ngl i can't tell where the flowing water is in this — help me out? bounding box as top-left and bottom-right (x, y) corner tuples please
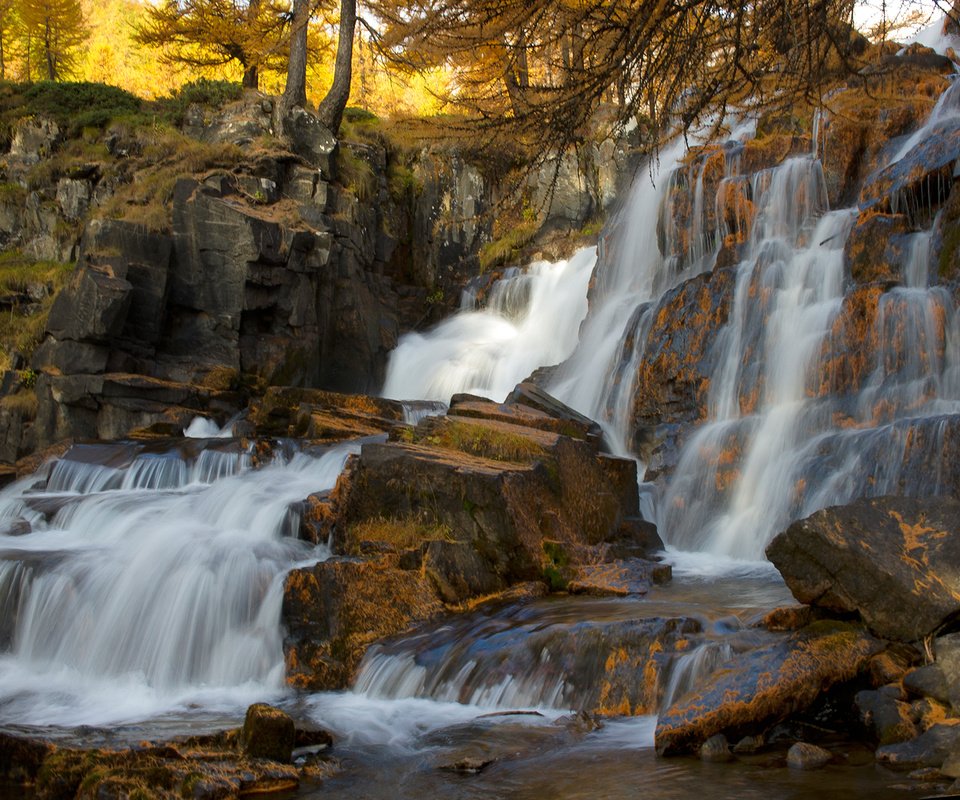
(2, 46), (960, 800)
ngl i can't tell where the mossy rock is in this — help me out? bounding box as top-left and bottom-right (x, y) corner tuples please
(241, 703), (295, 763)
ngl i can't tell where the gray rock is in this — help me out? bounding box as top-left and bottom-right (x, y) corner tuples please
(282, 108), (337, 178)
(10, 117), (60, 163)
(877, 723), (960, 771)
(45, 265), (132, 343)
(904, 664), (952, 705)
(56, 178), (92, 221)
(787, 742), (832, 770)
(936, 633), (960, 710)
(854, 689), (918, 744)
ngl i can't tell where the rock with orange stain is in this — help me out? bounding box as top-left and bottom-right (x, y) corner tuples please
(812, 284), (882, 399)
(843, 212), (914, 285)
(282, 557), (445, 690)
(629, 267), (737, 481)
(654, 620), (882, 755)
(766, 496), (960, 641)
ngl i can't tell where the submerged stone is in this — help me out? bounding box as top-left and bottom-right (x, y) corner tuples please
(787, 742), (832, 770)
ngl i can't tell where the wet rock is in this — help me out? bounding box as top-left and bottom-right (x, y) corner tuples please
(876, 723), (960, 771)
(629, 267), (737, 481)
(249, 386), (405, 439)
(700, 734), (733, 762)
(0, 731), (55, 783)
(241, 703), (295, 763)
(860, 114), (960, 223)
(844, 212), (914, 284)
(786, 742), (832, 770)
(438, 756), (494, 774)
(655, 621), (882, 755)
(766, 495), (960, 642)
(758, 605), (829, 632)
(733, 735), (763, 754)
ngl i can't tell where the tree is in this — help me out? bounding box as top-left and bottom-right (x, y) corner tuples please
(316, 0), (355, 131)
(0, 0), (15, 79)
(281, 0), (355, 133)
(373, 0), (864, 154)
(21, 0), (87, 80)
(134, 0), (292, 90)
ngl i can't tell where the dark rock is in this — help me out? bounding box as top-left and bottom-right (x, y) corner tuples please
(629, 267), (737, 481)
(904, 664), (952, 705)
(655, 621), (883, 755)
(733, 735), (763, 754)
(422, 539), (503, 603)
(241, 703), (296, 763)
(855, 689), (918, 744)
(876, 723), (960, 770)
(786, 742), (832, 770)
(766, 495), (960, 642)
(505, 381), (608, 450)
(935, 633), (960, 710)
(844, 212), (914, 284)
(44, 265), (132, 344)
(0, 731), (55, 783)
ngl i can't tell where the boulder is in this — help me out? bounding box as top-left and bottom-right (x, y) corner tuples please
(855, 689), (919, 744)
(766, 495), (960, 642)
(241, 704), (295, 763)
(43, 265), (132, 344)
(629, 267), (737, 480)
(876, 723), (960, 771)
(281, 107), (337, 178)
(786, 742), (832, 770)
(654, 621), (882, 755)
(282, 557), (444, 689)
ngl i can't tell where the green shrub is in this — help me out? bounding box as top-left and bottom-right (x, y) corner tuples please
(23, 82), (142, 132)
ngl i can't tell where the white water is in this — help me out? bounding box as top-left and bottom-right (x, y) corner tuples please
(0, 442), (355, 727)
(382, 248), (597, 403)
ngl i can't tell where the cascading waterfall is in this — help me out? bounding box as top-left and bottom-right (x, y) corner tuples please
(380, 73), (960, 563)
(0, 437), (355, 726)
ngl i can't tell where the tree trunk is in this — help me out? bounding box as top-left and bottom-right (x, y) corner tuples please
(317, 0), (356, 133)
(44, 17), (55, 80)
(282, 0), (310, 110)
(242, 63), (259, 89)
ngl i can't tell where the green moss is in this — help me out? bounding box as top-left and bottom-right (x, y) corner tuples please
(22, 81), (143, 134)
(478, 219), (539, 273)
(337, 146), (377, 202)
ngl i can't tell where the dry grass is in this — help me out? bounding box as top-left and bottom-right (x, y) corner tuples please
(347, 515), (454, 553)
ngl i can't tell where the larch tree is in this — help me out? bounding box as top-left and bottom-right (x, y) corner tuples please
(0, 0), (15, 79)
(374, 0), (865, 153)
(133, 0), (293, 90)
(20, 0), (87, 80)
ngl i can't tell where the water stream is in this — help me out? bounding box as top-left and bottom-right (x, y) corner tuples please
(1, 35), (959, 800)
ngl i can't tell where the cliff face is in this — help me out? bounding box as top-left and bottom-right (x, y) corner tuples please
(0, 92), (629, 466)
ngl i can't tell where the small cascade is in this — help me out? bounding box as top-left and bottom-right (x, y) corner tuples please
(0, 441), (355, 726)
(381, 249), (596, 403)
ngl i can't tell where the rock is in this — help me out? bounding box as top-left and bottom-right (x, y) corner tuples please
(935, 633), (960, 710)
(905, 665), (953, 705)
(855, 689), (918, 744)
(844, 212), (914, 284)
(654, 621), (882, 755)
(241, 704), (296, 763)
(786, 742), (832, 770)
(249, 386), (405, 439)
(44, 265), (132, 344)
(700, 734), (733, 762)
(766, 495), (960, 642)
(759, 605), (829, 632)
(629, 267), (737, 481)
(282, 107), (337, 178)
(282, 557), (444, 689)
(876, 723), (960, 771)
(9, 116), (60, 164)
(566, 559), (670, 597)
(733, 735), (763, 754)
(504, 381), (608, 450)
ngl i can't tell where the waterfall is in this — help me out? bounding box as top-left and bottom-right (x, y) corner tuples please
(0, 440), (355, 726)
(379, 75), (960, 561)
